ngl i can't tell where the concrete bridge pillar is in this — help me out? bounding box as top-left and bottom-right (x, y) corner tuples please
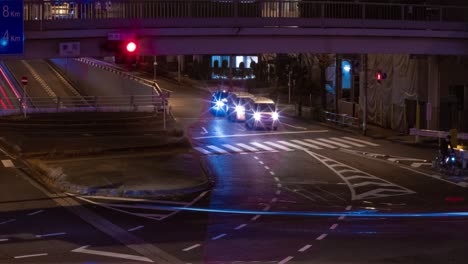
(427, 55), (440, 130)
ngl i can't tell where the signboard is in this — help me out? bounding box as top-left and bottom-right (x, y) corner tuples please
(108, 32), (136, 41)
(21, 76), (27, 85)
(59, 42), (81, 57)
(0, 0), (24, 55)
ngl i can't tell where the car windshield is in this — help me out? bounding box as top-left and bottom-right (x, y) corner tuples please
(254, 103), (275, 112)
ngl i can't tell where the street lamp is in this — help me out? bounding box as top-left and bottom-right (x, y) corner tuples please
(153, 56), (157, 81)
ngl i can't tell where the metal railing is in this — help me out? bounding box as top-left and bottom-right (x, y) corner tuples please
(324, 111), (360, 129)
(23, 1), (468, 23)
(0, 95), (168, 116)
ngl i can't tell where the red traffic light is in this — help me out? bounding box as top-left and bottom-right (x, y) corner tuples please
(376, 71), (382, 80)
(376, 71), (387, 81)
(125, 41), (137, 53)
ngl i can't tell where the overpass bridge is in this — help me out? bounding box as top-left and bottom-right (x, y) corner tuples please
(4, 0), (467, 59)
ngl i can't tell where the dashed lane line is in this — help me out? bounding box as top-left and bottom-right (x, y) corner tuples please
(316, 234), (328, 241)
(211, 233), (226, 240)
(36, 232), (66, 238)
(14, 253), (48, 259)
(234, 224), (247, 230)
(278, 256), (294, 264)
(27, 210), (44, 216)
(298, 245), (312, 252)
(330, 224), (338, 230)
(128, 225), (144, 232)
(0, 219), (15, 225)
(1, 159), (14, 168)
(251, 215), (261, 221)
(0, 239), (9, 242)
(182, 244), (201, 252)
(270, 171), (275, 175)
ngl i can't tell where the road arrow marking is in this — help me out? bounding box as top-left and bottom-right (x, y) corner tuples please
(72, 245), (154, 263)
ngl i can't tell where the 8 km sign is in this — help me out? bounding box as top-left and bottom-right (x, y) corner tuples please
(0, 0), (24, 55)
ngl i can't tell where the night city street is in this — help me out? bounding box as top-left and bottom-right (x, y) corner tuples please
(1, 0), (468, 263)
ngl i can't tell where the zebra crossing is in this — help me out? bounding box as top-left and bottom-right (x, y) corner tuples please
(194, 137), (379, 155)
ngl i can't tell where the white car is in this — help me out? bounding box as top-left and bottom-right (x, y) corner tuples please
(244, 97), (279, 130)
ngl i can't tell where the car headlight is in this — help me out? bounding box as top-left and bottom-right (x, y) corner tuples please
(235, 105), (245, 113)
(272, 112), (279, 120)
(254, 112), (261, 121)
(216, 101), (225, 107)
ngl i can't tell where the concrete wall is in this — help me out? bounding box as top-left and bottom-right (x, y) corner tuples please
(50, 58), (153, 96)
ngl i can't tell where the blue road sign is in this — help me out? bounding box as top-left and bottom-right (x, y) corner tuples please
(0, 0), (24, 55)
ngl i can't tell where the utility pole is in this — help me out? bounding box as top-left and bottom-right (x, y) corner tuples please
(361, 54), (368, 135)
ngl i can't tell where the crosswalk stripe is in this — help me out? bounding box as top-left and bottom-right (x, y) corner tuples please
(222, 144), (244, 152)
(1, 160), (14, 168)
(207, 145), (228, 154)
(194, 147), (211, 155)
(317, 138), (351, 148)
(304, 139), (337, 149)
(291, 140), (323, 150)
(236, 143), (259, 152)
(331, 137), (365, 147)
(277, 141), (306, 150)
(343, 137), (379, 146)
(263, 141), (294, 151)
(250, 142), (275, 151)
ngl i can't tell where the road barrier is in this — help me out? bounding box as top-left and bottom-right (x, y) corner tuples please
(323, 111), (361, 130)
(409, 128), (468, 141)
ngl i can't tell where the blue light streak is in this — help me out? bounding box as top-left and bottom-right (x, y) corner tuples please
(138, 204), (468, 218)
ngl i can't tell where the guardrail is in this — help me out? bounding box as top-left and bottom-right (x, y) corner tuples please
(23, 0), (468, 23)
(324, 111), (360, 129)
(0, 95), (168, 116)
(409, 128), (468, 141)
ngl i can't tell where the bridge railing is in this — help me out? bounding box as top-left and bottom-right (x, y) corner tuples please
(23, 1), (468, 23)
(0, 95), (168, 116)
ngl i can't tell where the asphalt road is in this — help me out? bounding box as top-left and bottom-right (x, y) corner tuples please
(1, 66), (467, 263)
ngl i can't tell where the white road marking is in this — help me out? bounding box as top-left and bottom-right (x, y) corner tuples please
(264, 166), (270, 170)
(14, 253), (48, 259)
(316, 234), (328, 240)
(211, 233), (226, 240)
(298, 244), (312, 252)
(0, 238), (9, 242)
(317, 138), (351, 148)
(222, 144), (244, 152)
(388, 158), (427, 163)
(281, 122), (308, 130)
(276, 190), (281, 195)
(201, 127), (208, 134)
(0, 219), (15, 225)
(270, 171), (275, 175)
(27, 210), (44, 216)
(338, 215), (346, 220)
(410, 162), (433, 168)
(290, 139), (323, 150)
(237, 143), (259, 152)
(343, 137), (379, 146)
(194, 147), (211, 155)
(305, 139), (337, 149)
(278, 256), (294, 264)
(264, 141), (294, 151)
(251, 142), (275, 151)
(223, 144), (244, 152)
(254, 156), (259, 160)
(182, 244), (201, 251)
(263, 205), (271, 211)
(251, 215), (261, 221)
(0, 147), (14, 158)
(330, 224), (338, 230)
(258, 161), (264, 165)
(271, 197), (278, 203)
(1, 159), (14, 167)
(346, 205), (352, 210)
(274, 177), (280, 182)
(72, 245), (154, 262)
(331, 137), (365, 147)
(235, 224), (247, 230)
(206, 145), (228, 154)
(277, 141), (307, 150)
(128, 225), (144, 232)
(193, 130), (329, 139)
(36, 232), (66, 238)
(277, 183), (282, 188)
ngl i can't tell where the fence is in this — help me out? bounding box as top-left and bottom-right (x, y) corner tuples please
(0, 95), (168, 116)
(324, 111), (361, 130)
(23, 1), (468, 23)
